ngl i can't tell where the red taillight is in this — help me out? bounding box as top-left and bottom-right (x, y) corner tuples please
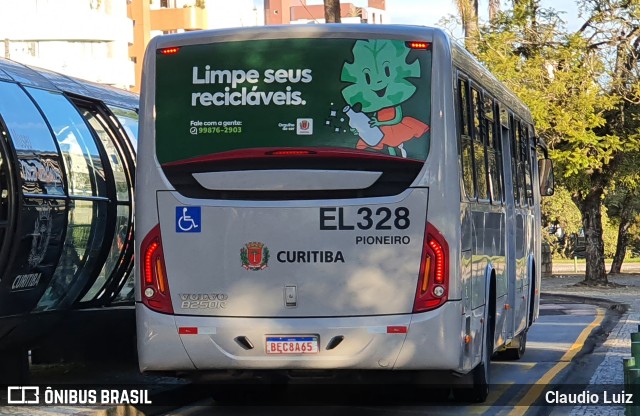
(140, 224), (174, 314)
(428, 238), (445, 284)
(158, 47), (180, 55)
(144, 241), (159, 285)
(406, 41), (430, 50)
(413, 223), (449, 313)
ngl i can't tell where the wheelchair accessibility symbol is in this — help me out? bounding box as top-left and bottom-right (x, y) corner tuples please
(176, 206), (201, 233)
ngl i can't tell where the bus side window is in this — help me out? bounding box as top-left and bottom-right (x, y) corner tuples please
(471, 86), (489, 202)
(458, 78), (475, 200)
(519, 123), (533, 206)
(523, 124), (535, 205)
(499, 105), (510, 204)
(510, 116), (521, 207)
(484, 95), (502, 204)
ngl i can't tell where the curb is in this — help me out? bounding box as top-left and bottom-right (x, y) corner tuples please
(541, 292), (630, 313)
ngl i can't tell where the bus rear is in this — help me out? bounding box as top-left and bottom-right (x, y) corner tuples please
(136, 26), (462, 376)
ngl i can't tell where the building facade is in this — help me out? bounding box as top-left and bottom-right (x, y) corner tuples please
(265, 0), (387, 25)
(128, 0), (258, 91)
(0, 0), (134, 88)
(0, 0), (258, 91)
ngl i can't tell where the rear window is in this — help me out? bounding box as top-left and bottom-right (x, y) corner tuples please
(155, 38), (432, 164)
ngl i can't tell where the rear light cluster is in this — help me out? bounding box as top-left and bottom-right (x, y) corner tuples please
(140, 224), (174, 314)
(413, 222), (449, 312)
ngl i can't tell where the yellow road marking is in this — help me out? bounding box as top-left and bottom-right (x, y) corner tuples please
(505, 308), (605, 416)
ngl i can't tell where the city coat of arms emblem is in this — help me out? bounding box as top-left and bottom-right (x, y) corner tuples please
(240, 242), (269, 271)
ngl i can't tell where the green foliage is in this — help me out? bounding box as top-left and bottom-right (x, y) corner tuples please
(446, 0), (640, 281)
(541, 186), (618, 258)
(541, 186), (581, 258)
(627, 215), (640, 254)
(464, 0), (640, 281)
(602, 209), (619, 258)
(541, 186), (582, 237)
(475, 10), (621, 182)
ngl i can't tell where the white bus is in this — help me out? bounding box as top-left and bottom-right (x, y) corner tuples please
(135, 25), (554, 402)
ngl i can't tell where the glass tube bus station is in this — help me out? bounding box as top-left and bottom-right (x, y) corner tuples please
(0, 57), (138, 382)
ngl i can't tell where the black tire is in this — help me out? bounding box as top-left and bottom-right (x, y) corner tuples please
(529, 267), (537, 327)
(506, 330), (527, 360)
(0, 348), (29, 384)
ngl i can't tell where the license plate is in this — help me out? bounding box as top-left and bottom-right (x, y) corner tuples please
(266, 336), (319, 354)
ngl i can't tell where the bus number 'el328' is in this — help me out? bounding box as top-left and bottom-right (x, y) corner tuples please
(319, 207), (410, 231)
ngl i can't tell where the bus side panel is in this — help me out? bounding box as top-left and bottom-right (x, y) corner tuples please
(531, 138), (543, 324)
(396, 300), (464, 371)
(136, 306), (196, 372)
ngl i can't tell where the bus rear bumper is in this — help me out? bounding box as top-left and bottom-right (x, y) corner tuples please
(136, 301), (464, 373)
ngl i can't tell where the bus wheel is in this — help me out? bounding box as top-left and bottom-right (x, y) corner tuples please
(498, 330), (527, 360)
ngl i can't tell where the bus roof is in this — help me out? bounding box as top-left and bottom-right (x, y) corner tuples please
(148, 24), (449, 51)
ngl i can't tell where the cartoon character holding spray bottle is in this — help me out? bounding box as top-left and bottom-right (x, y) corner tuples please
(340, 40), (429, 157)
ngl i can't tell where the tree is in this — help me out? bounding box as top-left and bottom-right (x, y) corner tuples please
(488, 0), (500, 22)
(453, 0), (479, 53)
(541, 186), (582, 258)
(473, 0), (640, 286)
(324, 0), (341, 23)
(607, 190), (636, 272)
(605, 154), (640, 273)
(575, 0), (640, 283)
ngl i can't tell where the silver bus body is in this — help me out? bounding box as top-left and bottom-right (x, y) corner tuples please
(136, 25), (542, 395)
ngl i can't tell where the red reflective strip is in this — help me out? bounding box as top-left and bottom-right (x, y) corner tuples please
(387, 326), (408, 334)
(178, 327), (198, 335)
(161, 147), (423, 168)
(267, 150), (315, 156)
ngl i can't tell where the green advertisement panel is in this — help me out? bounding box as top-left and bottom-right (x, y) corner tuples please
(156, 38), (432, 164)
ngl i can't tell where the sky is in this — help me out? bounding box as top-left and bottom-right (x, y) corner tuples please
(386, 0), (581, 29)
(254, 0), (582, 32)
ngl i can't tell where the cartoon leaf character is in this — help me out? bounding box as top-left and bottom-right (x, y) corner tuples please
(340, 40), (429, 157)
(341, 40), (420, 113)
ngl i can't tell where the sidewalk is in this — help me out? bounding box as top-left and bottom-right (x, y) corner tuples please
(542, 273), (640, 416)
(552, 262), (640, 275)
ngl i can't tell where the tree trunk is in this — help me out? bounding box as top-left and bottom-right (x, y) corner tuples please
(610, 199), (633, 274)
(610, 219), (630, 274)
(576, 189), (608, 285)
(488, 0), (500, 22)
(466, 4), (479, 54)
(324, 0), (341, 23)
(454, 0), (479, 54)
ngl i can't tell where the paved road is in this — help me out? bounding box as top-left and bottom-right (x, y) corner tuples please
(163, 302), (610, 416)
